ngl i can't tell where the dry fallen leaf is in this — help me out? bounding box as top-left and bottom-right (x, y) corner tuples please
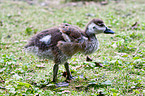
(62, 71), (67, 77)
(85, 13), (96, 17)
(56, 82), (69, 87)
(62, 90), (70, 93)
(131, 22), (139, 29)
(0, 20), (3, 26)
(76, 65), (87, 70)
(19, 57), (22, 60)
(65, 79), (71, 83)
(7, 35), (11, 38)
(100, 1), (108, 5)
(39, 59), (48, 62)
(0, 86), (6, 90)
(75, 85), (84, 90)
(0, 80), (5, 83)
(94, 62), (104, 67)
(36, 64), (46, 68)
(114, 52), (127, 56)
(98, 91), (105, 96)
(86, 56), (92, 61)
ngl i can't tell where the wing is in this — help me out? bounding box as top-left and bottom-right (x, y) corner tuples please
(59, 23), (84, 42)
(57, 41), (85, 56)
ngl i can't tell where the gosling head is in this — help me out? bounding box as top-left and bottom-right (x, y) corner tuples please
(86, 19), (115, 35)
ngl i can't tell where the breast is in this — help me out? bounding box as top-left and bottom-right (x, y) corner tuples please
(83, 38), (99, 55)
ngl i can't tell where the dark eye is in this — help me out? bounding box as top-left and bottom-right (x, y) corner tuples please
(93, 26), (96, 29)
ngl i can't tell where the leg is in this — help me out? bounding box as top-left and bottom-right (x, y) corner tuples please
(64, 62), (73, 80)
(53, 64), (59, 82)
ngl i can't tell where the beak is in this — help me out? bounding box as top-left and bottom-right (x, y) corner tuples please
(104, 27), (115, 34)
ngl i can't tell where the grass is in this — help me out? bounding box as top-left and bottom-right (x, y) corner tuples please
(0, 0), (145, 95)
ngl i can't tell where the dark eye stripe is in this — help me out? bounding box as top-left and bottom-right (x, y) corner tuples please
(98, 23), (104, 27)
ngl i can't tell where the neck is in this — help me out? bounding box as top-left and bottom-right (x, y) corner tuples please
(82, 29), (98, 55)
(85, 29), (97, 40)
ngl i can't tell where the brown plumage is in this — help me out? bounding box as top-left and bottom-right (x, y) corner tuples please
(24, 18), (114, 82)
(59, 23), (83, 42)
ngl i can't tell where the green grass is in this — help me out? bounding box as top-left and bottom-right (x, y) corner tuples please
(0, 0), (145, 95)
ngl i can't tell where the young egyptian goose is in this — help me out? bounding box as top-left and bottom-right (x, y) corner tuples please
(24, 18), (114, 82)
